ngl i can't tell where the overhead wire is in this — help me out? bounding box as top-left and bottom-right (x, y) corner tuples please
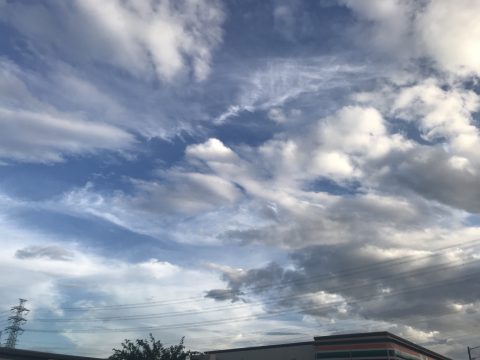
(31, 238), (480, 314)
(13, 239), (480, 357)
(31, 250), (480, 324)
(18, 312), (480, 355)
(24, 266), (480, 334)
(18, 320), (479, 356)
(39, 239), (480, 311)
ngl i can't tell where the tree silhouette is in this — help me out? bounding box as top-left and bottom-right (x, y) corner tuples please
(109, 334), (190, 360)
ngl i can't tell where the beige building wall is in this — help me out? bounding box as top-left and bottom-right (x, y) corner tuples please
(207, 343), (314, 360)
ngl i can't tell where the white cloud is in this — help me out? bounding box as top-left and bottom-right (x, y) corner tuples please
(343, 78), (480, 213)
(309, 106), (408, 179)
(251, 106), (410, 183)
(0, 59), (135, 163)
(0, 108), (135, 163)
(130, 171), (242, 213)
(392, 80), (480, 158)
(1, 0), (225, 82)
(0, 211), (323, 356)
(53, 125), (474, 251)
(3, 91), (480, 356)
(416, 0), (480, 77)
(214, 58), (368, 123)
(339, 0), (414, 55)
(267, 108), (288, 123)
(186, 138), (239, 163)
(57, 168), (244, 245)
(3, 0), (480, 356)
(317, 107), (391, 158)
(311, 152), (355, 178)
(341, 0), (480, 77)
(186, 138), (251, 184)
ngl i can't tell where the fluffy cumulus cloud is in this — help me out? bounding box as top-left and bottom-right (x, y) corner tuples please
(392, 80), (480, 156)
(340, 0), (480, 77)
(416, 0), (480, 76)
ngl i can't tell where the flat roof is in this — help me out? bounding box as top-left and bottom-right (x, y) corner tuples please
(206, 340), (314, 354)
(206, 331), (451, 360)
(0, 347), (103, 360)
(314, 331), (451, 360)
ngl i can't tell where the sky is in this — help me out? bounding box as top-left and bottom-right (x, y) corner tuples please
(1, 0), (480, 358)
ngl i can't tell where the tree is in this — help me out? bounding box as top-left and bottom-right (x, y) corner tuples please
(109, 334), (190, 360)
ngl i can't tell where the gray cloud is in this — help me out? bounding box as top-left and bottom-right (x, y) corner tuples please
(265, 331), (304, 336)
(207, 240), (480, 357)
(15, 245), (75, 261)
(381, 146), (480, 213)
(204, 289), (245, 303)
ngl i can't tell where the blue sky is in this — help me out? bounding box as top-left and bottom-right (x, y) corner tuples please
(1, 0), (480, 358)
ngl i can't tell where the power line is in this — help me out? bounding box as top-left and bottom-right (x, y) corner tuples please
(38, 239), (480, 312)
(18, 313), (480, 357)
(24, 268), (480, 334)
(136, 314), (480, 354)
(18, 318), (480, 357)
(32, 237), (480, 314)
(31, 253), (480, 324)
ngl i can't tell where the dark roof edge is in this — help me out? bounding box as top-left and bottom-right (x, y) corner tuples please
(206, 340), (314, 354)
(314, 331), (393, 341)
(314, 332), (451, 360)
(206, 332), (451, 360)
(0, 347), (104, 360)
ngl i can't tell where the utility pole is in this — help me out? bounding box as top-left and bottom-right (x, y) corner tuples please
(4, 299), (29, 348)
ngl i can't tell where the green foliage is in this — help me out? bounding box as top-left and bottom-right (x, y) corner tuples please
(109, 334), (190, 360)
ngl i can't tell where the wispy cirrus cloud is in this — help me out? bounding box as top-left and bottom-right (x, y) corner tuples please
(214, 58), (373, 123)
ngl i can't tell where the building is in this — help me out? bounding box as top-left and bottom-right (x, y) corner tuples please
(205, 331), (451, 360)
(205, 340), (314, 360)
(0, 347), (102, 360)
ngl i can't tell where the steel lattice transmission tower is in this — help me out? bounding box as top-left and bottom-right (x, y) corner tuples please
(4, 299), (29, 348)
